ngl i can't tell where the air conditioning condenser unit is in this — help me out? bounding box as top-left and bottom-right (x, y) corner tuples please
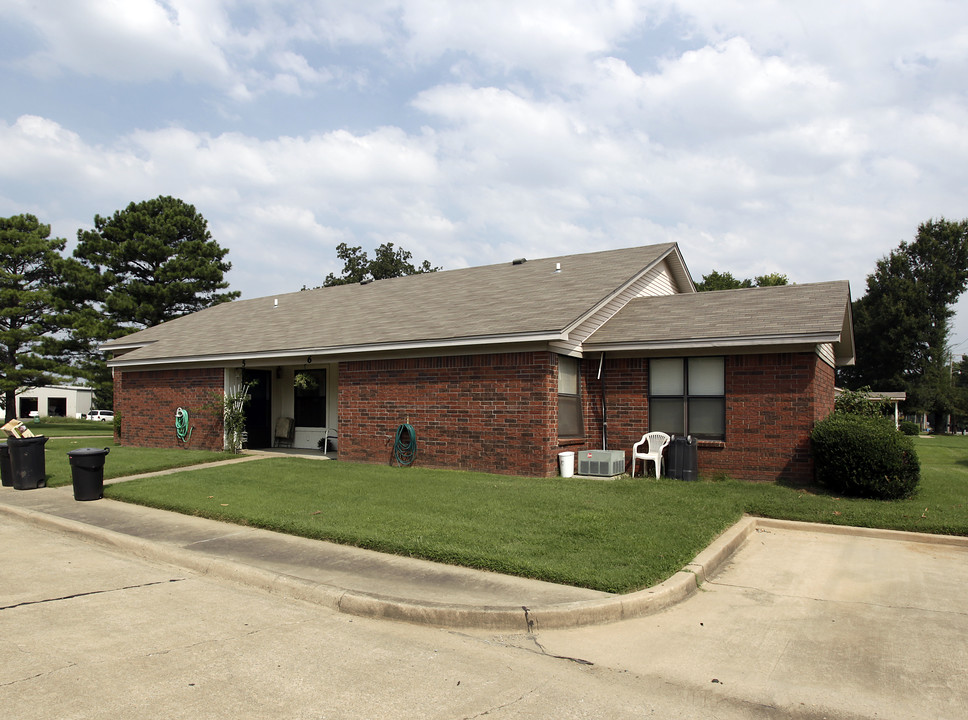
(577, 450), (625, 477)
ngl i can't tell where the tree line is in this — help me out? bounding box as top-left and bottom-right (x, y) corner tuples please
(2, 199), (441, 423)
(701, 218), (968, 430)
(6, 202), (964, 431)
(1, 197), (237, 421)
(840, 218), (968, 431)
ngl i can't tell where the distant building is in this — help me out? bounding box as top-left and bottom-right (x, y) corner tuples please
(11, 385), (95, 419)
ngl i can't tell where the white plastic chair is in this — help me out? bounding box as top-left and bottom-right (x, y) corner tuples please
(631, 431), (671, 478)
(322, 428), (337, 455)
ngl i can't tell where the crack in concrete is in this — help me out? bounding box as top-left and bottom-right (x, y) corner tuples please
(0, 578), (186, 611)
(524, 634), (594, 666)
(1, 664), (79, 688)
(461, 687), (538, 719)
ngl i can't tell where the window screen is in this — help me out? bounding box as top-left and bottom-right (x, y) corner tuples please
(649, 357), (725, 440)
(558, 356), (583, 438)
(294, 369), (327, 428)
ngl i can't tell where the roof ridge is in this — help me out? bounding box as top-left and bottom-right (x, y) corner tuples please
(696, 279), (849, 295)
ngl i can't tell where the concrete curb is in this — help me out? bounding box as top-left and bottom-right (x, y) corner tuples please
(0, 500), (756, 631)
(753, 516), (968, 547)
(5, 500), (964, 630)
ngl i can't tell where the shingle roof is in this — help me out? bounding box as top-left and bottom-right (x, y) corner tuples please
(104, 243), (681, 365)
(584, 280), (853, 358)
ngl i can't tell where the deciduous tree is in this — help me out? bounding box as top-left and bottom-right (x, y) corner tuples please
(695, 270), (788, 291)
(840, 218), (968, 425)
(323, 242), (439, 286)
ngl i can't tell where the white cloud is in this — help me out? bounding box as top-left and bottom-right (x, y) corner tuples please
(397, 0), (651, 78)
(6, 0), (235, 85)
(0, 114), (449, 293)
(4, 1), (968, 338)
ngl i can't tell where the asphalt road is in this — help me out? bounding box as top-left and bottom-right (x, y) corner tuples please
(2, 516), (966, 719)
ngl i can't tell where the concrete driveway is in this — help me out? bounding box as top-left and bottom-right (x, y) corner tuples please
(528, 523), (968, 719)
(2, 493), (966, 718)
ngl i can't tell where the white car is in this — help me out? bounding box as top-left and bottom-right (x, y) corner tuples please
(87, 410), (115, 422)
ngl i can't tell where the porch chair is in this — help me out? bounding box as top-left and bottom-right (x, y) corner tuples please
(631, 431), (671, 478)
(273, 417), (294, 448)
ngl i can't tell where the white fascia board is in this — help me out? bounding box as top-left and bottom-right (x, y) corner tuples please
(100, 339), (155, 352)
(106, 331), (566, 368)
(667, 244), (697, 294)
(548, 340), (583, 357)
(583, 332), (841, 353)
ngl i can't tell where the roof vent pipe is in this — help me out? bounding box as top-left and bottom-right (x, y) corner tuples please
(273, 298), (278, 308)
(512, 258), (527, 265)
(555, 262), (561, 273)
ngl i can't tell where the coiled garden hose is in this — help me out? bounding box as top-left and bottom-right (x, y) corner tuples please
(393, 423), (417, 466)
(175, 407), (193, 443)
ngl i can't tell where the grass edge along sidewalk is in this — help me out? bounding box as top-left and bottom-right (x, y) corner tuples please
(101, 435), (968, 595)
(43, 439), (237, 485)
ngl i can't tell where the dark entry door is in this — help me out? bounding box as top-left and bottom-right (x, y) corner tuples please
(243, 370), (272, 449)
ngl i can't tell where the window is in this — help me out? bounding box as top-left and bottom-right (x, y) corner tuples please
(558, 355), (583, 438)
(649, 357), (725, 440)
(294, 369), (327, 428)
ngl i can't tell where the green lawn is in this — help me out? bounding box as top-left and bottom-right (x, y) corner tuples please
(15, 417), (115, 437)
(101, 435), (968, 594)
(42, 440), (237, 487)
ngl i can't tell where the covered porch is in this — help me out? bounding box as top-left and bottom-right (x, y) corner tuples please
(233, 361), (338, 452)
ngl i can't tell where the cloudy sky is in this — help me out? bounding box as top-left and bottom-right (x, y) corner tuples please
(2, 1), (968, 345)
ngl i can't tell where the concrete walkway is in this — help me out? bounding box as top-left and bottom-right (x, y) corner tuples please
(3, 455), (967, 632)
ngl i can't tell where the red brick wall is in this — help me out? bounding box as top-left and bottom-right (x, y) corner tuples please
(114, 368), (225, 451)
(581, 356), (646, 462)
(338, 352), (565, 476)
(588, 352), (835, 483)
(113, 350), (835, 481)
(711, 353), (834, 483)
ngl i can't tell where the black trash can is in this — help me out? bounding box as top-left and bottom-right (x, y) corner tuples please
(667, 435), (698, 481)
(8, 435), (50, 490)
(67, 447), (111, 501)
(0, 441), (12, 487)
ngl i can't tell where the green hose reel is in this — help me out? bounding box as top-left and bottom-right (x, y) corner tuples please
(393, 423), (416, 466)
(175, 407), (193, 443)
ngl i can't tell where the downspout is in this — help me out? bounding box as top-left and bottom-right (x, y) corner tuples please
(598, 352), (607, 449)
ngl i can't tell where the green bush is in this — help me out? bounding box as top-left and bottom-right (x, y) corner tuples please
(899, 420), (920, 436)
(811, 414), (920, 500)
(834, 386), (882, 417)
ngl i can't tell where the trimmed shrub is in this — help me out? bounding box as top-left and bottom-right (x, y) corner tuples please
(811, 414), (920, 500)
(899, 420), (920, 436)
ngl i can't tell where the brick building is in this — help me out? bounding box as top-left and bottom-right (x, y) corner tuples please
(103, 243), (854, 483)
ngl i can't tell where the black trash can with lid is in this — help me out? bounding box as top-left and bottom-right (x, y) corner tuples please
(667, 435), (698, 481)
(0, 441), (12, 487)
(67, 447), (110, 501)
(8, 435), (50, 490)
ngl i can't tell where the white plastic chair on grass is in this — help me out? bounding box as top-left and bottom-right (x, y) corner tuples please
(631, 431), (671, 478)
